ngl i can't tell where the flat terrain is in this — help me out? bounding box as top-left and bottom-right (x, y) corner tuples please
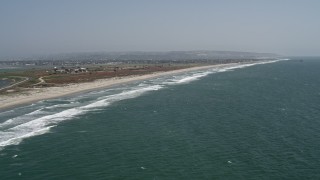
(0, 63), (198, 93)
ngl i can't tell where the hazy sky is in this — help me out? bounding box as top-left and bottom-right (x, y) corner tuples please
(0, 0), (319, 57)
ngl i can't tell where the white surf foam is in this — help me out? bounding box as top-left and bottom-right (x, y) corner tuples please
(85, 85), (163, 109)
(44, 101), (80, 110)
(0, 101), (82, 130)
(160, 60), (284, 86)
(0, 85), (164, 150)
(0, 126), (54, 151)
(162, 71), (214, 85)
(0, 60), (285, 150)
(0, 106), (94, 150)
(0, 108), (47, 130)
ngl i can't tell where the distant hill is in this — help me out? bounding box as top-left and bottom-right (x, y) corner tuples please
(104, 50), (279, 60)
(0, 50), (279, 61)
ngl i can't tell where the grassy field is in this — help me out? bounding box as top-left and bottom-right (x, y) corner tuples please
(0, 63), (199, 93)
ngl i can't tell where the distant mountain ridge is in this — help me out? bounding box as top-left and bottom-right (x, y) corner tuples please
(108, 50), (279, 60)
(1, 50), (279, 61)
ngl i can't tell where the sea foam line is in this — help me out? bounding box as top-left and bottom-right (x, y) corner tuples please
(0, 60), (284, 150)
(0, 85), (163, 150)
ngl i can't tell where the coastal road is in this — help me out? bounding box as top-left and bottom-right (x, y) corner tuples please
(34, 76), (46, 85)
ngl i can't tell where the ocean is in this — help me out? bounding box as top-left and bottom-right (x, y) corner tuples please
(1, 58), (320, 179)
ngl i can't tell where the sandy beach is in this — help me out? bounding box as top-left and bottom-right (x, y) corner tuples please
(0, 64), (233, 111)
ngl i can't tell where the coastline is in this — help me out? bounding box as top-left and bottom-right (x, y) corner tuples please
(0, 64), (234, 111)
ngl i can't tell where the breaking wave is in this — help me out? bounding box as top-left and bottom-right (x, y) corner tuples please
(0, 59), (286, 150)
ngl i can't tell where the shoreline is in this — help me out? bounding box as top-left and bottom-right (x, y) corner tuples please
(0, 64), (234, 111)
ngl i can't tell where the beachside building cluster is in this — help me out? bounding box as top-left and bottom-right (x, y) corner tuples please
(52, 67), (89, 74)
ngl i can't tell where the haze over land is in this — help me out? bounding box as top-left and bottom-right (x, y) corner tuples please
(0, 0), (320, 57)
(2, 1), (320, 179)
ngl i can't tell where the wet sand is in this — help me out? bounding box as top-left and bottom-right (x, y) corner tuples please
(0, 64), (233, 111)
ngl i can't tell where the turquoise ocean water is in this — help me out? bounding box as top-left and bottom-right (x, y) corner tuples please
(1, 58), (320, 179)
